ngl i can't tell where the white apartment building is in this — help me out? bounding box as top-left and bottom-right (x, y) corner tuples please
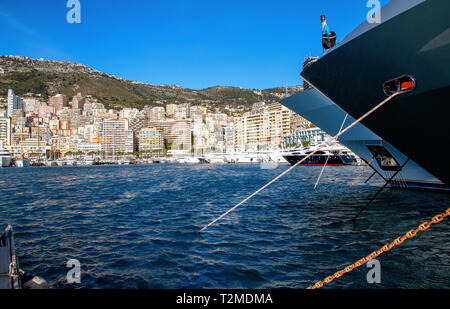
(0, 117), (11, 145)
(138, 127), (164, 152)
(233, 102), (292, 151)
(100, 119), (134, 157)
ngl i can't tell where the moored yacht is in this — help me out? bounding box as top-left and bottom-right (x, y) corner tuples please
(15, 158), (30, 168)
(283, 144), (354, 166)
(81, 157), (96, 166)
(281, 81), (449, 190)
(66, 158), (77, 166)
(301, 0), (450, 186)
(56, 159), (66, 166)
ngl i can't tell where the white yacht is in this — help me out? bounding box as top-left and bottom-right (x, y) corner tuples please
(66, 158), (77, 166)
(56, 159), (66, 166)
(45, 160), (57, 167)
(225, 152), (262, 164)
(81, 157), (96, 166)
(15, 158), (31, 168)
(118, 159), (131, 165)
(204, 153), (226, 164)
(178, 157), (200, 164)
(0, 141), (11, 168)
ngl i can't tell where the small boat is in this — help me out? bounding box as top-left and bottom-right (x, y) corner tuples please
(81, 157), (96, 166)
(226, 153), (262, 164)
(56, 159), (66, 166)
(15, 159), (31, 168)
(204, 153), (226, 164)
(45, 160), (57, 167)
(178, 157), (200, 164)
(118, 159), (130, 165)
(66, 158), (77, 166)
(30, 162), (45, 167)
(198, 157), (210, 164)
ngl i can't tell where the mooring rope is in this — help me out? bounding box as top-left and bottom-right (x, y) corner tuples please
(349, 157), (375, 189)
(198, 91), (403, 233)
(314, 114), (348, 190)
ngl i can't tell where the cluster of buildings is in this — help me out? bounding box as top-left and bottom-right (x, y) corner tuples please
(0, 89), (324, 160)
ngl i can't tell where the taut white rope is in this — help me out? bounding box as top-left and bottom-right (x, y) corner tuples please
(198, 91), (403, 233)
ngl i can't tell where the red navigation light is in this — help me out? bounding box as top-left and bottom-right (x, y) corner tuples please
(401, 81), (414, 91)
(383, 75), (416, 96)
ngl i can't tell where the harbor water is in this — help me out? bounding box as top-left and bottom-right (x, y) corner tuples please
(0, 164), (449, 289)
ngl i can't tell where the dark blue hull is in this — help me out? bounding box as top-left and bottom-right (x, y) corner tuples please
(301, 0), (450, 185)
(284, 154), (354, 166)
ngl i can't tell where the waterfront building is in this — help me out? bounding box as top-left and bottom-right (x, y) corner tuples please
(0, 117), (11, 145)
(149, 119), (192, 151)
(223, 124), (235, 152)
(138, 127), (164, 152)
(167, 120), (192, 150)
(284, 127), (327, 148)
(77, 142), (102, 154)
(100, 119), (134, 158)
(7, 137), (49, 158)
(268, 102), (292, 149)
(233, 102), (293, 151)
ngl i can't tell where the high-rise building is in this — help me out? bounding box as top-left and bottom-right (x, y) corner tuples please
(138, 127), (164, 152)
(149, 107), (166, 122)
(233, 102), (293, 150)
(0, 117), (12, 145)
(167, 120), (192, 150)
(100, 119), (134, 157)
(7, 89), (23, 117)
(149, 119), (192, 150)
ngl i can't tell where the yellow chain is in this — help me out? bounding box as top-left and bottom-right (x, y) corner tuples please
(308, 208), (450, 289)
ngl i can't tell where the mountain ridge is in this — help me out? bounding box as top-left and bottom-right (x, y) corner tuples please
(0, 55), (303, 111)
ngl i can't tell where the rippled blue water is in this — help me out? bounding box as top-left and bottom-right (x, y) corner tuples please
(0, 164), (449, 289)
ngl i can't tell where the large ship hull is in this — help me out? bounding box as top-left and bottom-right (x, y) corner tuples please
(281, 89), (448, 191)
(301, 0), (450, 185)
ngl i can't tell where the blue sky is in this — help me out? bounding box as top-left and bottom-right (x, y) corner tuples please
(0, 0), (389, 90)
